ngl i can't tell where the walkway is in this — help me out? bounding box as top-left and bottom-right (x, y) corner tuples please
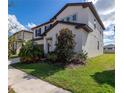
(8, 66), (71, 93)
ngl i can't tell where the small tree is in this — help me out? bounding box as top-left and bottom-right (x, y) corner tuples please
(55, 28), (76, 63)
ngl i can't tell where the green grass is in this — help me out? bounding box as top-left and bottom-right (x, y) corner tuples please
(12, 54), (115, 93)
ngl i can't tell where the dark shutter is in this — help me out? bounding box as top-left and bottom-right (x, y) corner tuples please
(45, 26), (47, 31)
(72, 14), (76, 21)
(97, 41), (99, 50)
(35, 30), (37, 37)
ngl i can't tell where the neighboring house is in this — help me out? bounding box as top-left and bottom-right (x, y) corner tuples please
(9, 30), (33, 54)
(104, 44), (115, 53)
(31, 2), (105, 57)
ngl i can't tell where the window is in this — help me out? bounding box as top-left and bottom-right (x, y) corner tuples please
(35, 28), (41, 37)
(50, 24), (52, 28)
(35, 29), (38, 37)
(94, 19), (96, 29)
(61, 19), (65, 21)
(66, 17), (70, 22)
(37, 28), (41, 36)
(45, 25), (51, 31)
(97, 41), (99, 50)
(72, 14), (77, 21)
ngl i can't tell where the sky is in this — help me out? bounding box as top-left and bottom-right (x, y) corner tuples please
(8, 0), (115, 45)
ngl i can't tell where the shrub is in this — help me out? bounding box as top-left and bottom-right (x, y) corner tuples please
(47, 52), (57, 62)
(55, 28), (76, 63)
(8, 49), (16, 57)
(19, 41), (44, 63)
(71, 50), (88, 65)
(77, 50), (88, 61)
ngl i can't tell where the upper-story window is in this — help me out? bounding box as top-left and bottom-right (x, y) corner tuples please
(50, 24), (52, 28)
(94, 19), (96, 29)
(38, 28), (41, 35)
(72, 14), (77, 21)
(66, 17), (70, 22)
(35, 28), (41, 37)
(62, 19), (65, 21)
(45, 24), (51, 31)
(61, 13), (77, 22)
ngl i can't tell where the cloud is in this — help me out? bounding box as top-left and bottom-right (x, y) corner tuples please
(87, 0), (98, 4)
(103, 24), (115, 45)
(93, 0), (115, 45)
(101, 11), (115, 28)
(94, 0), (115, 26)
(8, 14), (27, 35)
(27, 22), (36, 29)
(95, 0), (115, 14)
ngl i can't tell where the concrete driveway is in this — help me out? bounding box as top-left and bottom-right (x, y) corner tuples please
(8, 66), (71, 93)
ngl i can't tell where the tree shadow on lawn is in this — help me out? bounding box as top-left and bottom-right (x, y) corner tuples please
(91, 70), (115, 87)
(12, 62), (65, 79)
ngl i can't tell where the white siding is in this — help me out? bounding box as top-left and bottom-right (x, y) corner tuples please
(44, 23), (86, 54)
(32, 5), (104, 57)
(56, 6), (89, 24)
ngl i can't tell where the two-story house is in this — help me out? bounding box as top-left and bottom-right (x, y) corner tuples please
(31, 2), (105, 57)
(9, 30), (33, 54)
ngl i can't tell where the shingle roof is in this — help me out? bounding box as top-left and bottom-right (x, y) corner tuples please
(41, 21), (93, 36)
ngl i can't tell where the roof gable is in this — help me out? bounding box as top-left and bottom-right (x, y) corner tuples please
(32, 2), (105, 30)
(42, 21), (93, 36)
(50, 2), (105, 30)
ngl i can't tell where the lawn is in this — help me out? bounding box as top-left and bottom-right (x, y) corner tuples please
(12, 54), (115, 93)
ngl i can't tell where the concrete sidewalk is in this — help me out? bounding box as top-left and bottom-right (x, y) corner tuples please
(8, 66), (71, 93)
(8, 57), (20, 65)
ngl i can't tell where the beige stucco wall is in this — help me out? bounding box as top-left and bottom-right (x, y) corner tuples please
(15, 31), (33, 41)
(44, 23), (103, 57)
(23, 32), (33, 41)
(14, 31), (33, 54)
(15, 31), (23, 40)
